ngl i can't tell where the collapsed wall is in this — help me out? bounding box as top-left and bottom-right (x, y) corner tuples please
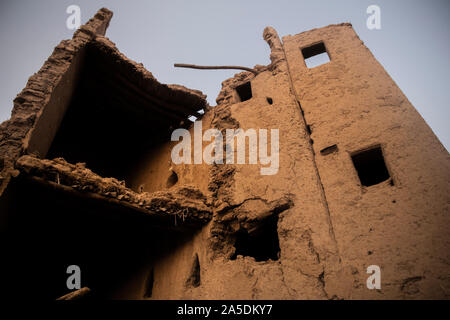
(0, 8), (448, 300)
(0, 8), (212, 299)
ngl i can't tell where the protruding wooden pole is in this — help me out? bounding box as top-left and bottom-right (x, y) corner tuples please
(174, 63), (258, 75)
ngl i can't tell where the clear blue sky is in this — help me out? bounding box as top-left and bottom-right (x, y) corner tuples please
(1, 0), (449, 150)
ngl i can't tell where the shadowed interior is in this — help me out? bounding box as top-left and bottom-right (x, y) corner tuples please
(0, 175), (198, 300)
(46, 42), (199, 188)
(231, 214), (280, 262)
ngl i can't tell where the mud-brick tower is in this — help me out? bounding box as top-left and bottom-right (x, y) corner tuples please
(277, 25), (450, 299)
(138, 24), (449, 300)
(0, 9), (448, 300)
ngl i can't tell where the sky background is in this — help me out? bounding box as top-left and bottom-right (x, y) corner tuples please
(0, 0), (449, 150)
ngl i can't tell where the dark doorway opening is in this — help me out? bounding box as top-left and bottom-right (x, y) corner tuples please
(143, 268), (154, 298)
(185, 253), (201, 288)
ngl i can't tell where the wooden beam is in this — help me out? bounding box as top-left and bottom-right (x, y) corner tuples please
(174, 63), (258, 75)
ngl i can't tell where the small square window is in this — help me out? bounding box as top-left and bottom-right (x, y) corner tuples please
(301, 42), (330, 68)
(235, 81), (252, 102)
(351, 146), (391, 187)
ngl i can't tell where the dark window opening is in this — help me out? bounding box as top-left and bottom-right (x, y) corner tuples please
(235, 81), (252, 102)
(185, 253), (201, 288)
(143, 268), (154, 298)
(166, 170), (178, 188)
(301, 42), (330, 68)
(351, 146), (391, 187)
(266, 97), (273, 105)
(231, 214), (280, 262)
(320, 144), (338, 156)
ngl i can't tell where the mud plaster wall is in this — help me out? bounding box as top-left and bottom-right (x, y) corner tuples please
(283, 24), (450, 298)
(116, 29), (342, 300)
(116, 24), (450, 300)
(127, 121), (212, 196)
(108, 110), (218, 299)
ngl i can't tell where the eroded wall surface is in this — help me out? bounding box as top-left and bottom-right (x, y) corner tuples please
(127, 24), (450, 300)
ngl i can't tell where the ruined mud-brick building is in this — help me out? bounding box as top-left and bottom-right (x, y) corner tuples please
(0, 8), (449, 300)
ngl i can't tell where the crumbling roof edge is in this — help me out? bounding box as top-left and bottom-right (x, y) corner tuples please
(73, 7), (113, 38)
(16, 155), (212, 229)
(0, 7), (208, 197)
(90, 35), (207, 113)
(281, 22), (353, 41)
